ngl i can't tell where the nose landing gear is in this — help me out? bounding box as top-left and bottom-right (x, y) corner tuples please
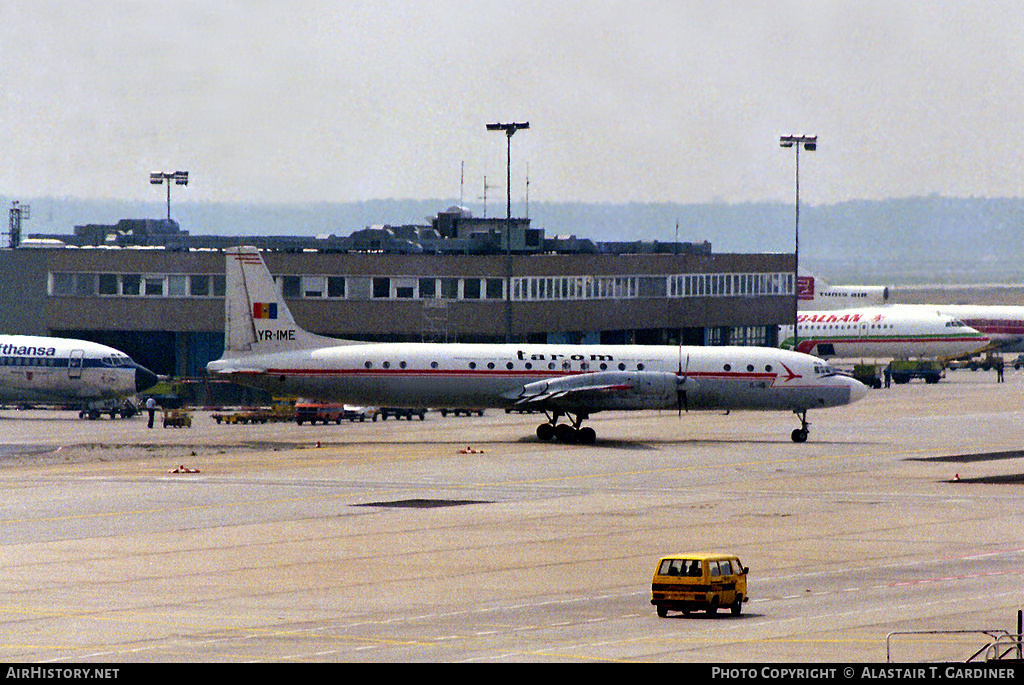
(791, 410), (810, 443)
(536, 411), (596, 444)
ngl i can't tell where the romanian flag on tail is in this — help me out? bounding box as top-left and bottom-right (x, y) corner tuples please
(253, 302), (278, 319)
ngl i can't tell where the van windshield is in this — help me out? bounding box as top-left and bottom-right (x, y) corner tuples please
(658, 558), (703, 577)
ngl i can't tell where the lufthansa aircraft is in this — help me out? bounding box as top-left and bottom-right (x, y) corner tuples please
(780, 307), (988, 360)
(207, 246), (868, 443)
(0, 335), (159, 417)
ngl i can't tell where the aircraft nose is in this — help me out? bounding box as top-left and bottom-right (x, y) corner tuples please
(135, 365), (159, 393)
(846, 376), (869, 404)
(966, 334), (990, 355)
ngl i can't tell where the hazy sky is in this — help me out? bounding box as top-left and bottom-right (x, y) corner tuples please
(1, 1), (1022, 208)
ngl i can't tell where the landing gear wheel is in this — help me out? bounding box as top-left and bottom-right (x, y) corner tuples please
(555, 423), (578, 443)
(791, 410), (810, 443)
(536, 411), (594, 445)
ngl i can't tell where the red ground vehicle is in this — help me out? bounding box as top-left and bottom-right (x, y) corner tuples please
(294, 402), (346, 425)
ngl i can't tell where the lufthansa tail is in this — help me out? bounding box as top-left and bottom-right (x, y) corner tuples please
(223, 246), (355, 355)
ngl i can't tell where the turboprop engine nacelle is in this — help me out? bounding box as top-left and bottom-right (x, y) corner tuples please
(508, 371), (691, 411)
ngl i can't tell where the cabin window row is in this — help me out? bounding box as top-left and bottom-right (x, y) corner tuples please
(1, 356), (60, 366)
(799, 322), (894, 329)
(361, 360), (647, 371)
(357, 360), (778, 373)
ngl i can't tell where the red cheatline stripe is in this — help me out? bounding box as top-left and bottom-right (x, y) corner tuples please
(233, 368), (784, 380)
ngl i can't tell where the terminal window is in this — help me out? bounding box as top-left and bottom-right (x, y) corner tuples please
(76, 274), (96, 296)
(121, 274), (141, 296)
(167, 275), (187, 297)
(190, 275), (210, 297)
(45, 269), (794, 304)
(327, 276), (345, 298)
(98, 274), (118, 295)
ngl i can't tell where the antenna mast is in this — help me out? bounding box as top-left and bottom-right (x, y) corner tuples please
(525, 162), (530, 219)
(479, 176), (499, 218)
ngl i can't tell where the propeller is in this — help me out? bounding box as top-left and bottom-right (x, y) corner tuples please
(677, 353), (690, 415)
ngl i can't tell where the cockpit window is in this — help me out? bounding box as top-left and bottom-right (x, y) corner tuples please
(813, 363), (838, 376)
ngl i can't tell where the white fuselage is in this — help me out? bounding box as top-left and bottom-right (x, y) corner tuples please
(209, 342), (865, 413)
(800, 278), (1023, 353)
(0, 335), (158, 405)
(780, 308), (988, 359)
(207, 245), (869, 444)
(888, 304), (1024, 353)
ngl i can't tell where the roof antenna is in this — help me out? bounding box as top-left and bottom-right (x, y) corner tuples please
(525, 162), (530, 219)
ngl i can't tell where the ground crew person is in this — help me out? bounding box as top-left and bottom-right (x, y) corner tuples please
(146, 396), (157, 428)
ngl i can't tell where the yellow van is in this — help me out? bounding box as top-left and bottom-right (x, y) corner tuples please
(651, 551), (749, 617)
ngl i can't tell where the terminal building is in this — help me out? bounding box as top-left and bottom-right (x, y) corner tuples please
(0, 207), (796, 402)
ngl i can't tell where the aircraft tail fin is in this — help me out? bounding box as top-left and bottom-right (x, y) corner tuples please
(797, 273), (820, 302)
(798, 270), (891, 310)
(223, 245), (353, 354)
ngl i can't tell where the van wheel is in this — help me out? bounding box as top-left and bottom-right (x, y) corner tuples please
(656, 605), (667, 618)
(731, 597), (743, 616)
(707, 597), (719, 615)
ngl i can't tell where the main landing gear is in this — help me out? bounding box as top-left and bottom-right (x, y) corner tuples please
(791, 410), (810, 443)
(536, 411), (596, 444)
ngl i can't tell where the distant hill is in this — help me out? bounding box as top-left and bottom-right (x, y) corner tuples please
(7, 194), (1023, 285)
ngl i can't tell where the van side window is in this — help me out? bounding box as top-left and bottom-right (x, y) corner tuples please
(719, 559), (733, 575)
(660, 559), (702, 576)
(709, 561), (721, 576)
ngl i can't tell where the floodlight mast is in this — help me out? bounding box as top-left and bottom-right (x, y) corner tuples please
(149, 170), (189, 222)
(778, 135), (816, 351)
(486, 122), (530, 343)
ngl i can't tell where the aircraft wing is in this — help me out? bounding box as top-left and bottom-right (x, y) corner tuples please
(208, 364), (267, 376)
(512, 379), (634, 407)
(504, 371), (686, 413)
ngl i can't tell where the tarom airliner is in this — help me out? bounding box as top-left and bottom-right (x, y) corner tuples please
(206, 247), (869, 443)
